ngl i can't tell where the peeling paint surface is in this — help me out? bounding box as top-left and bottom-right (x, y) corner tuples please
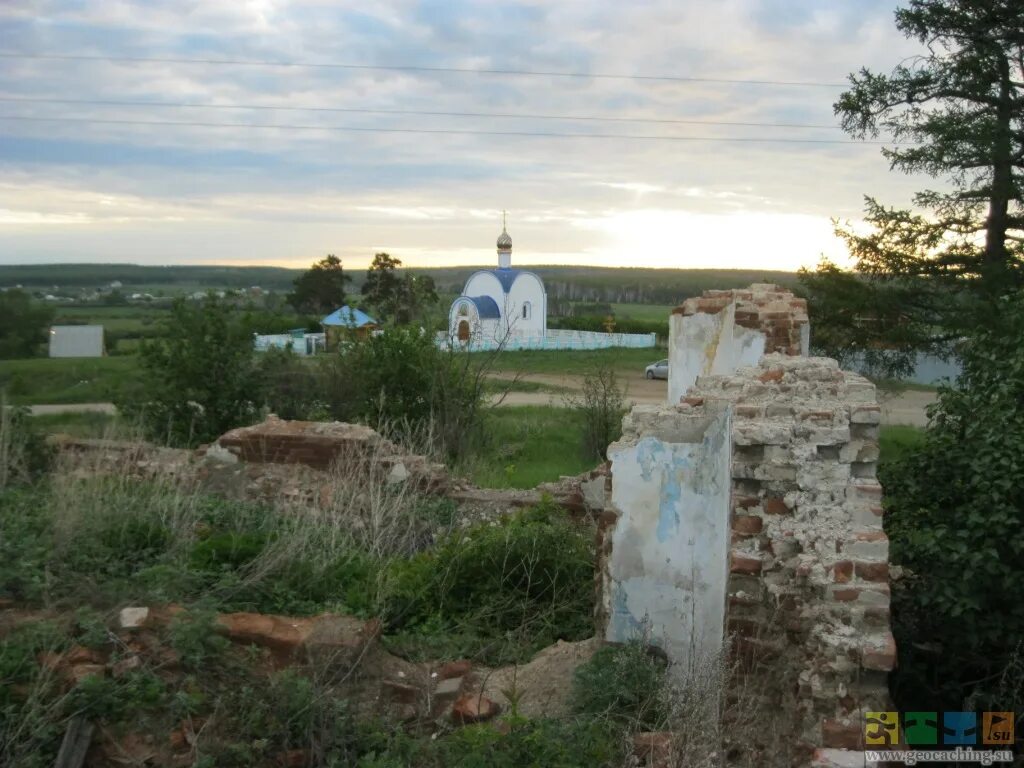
(605, 410), (731, 666)
(668, 307), (765, 404)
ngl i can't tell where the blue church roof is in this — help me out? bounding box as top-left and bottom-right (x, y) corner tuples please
(321, 306), (377, 327)
(466, 295), (501, 319)
(490, 268), (522, 293)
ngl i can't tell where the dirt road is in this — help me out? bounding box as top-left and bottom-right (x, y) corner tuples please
(26, 376), (934, 427)
(492, 372), (935, 427)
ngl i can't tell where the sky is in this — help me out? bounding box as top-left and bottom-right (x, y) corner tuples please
(0, 0), (930, 271)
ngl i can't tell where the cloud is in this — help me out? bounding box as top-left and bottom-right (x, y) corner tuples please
(0, 0), (923, 269)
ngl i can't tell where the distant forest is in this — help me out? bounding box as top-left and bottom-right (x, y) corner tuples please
(0, 263), (799, 306)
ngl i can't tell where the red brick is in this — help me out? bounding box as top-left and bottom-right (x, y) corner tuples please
(822, 719), (863, 750)
(831, 588), (860, 602)
(853, 530), (888, 543)
(732, 515), (763, 536)
(831, 561), (853, 584)
(855, 561), (889, 582)
(862, 632), (897, 672)
(733, 494), (760, 510)
(763, 496), (790, 515)
(730, 553), (763, 575)
(758, 368), (784, 383)
(682, 396), (704, 407)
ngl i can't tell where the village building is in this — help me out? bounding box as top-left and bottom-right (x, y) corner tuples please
(49, 325), (104, 358)
(448, 220), (547, 346)
(321, 305), (378, 349)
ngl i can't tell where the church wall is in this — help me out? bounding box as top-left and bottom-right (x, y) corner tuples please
(462, 272), (505, 304)
(504, 273), (546, 337)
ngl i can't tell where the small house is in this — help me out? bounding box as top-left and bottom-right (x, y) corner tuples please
(321, 306), (378, 350)
(49, 325), (104, 358)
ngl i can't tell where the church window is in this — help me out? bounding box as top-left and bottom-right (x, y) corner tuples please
(522, 301), (531, 320)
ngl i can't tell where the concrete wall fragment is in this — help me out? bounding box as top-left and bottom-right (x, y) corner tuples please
(668, 284), (810, 405)
(604, 408), (732, 667)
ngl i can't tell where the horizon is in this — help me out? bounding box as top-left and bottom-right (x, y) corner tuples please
(1, 1), (924, 271)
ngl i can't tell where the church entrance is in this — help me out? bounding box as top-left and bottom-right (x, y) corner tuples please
(457, 320), (470, 342)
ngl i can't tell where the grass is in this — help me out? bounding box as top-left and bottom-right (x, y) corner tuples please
(879, 424), (926, 466)
(608, 302), (675, 321)
(466, 406), (600, 488)
(0, 356), (143, 405)
(484, 347), (664, 377)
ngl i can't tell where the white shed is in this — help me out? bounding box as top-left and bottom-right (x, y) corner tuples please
(49, 325), (104, 358)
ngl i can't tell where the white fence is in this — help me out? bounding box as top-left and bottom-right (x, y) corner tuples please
(436, 328), (657, 352)
(254, 332), (325, 356)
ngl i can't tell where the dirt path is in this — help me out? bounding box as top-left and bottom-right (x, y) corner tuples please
(25, 381), (935, 427)
(27, 402), (117, 416)
(493, 373), (935, 426)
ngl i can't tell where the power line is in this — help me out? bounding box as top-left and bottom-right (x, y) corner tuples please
(0, 114), (894, 144)
(0, 95), (841, 130)
(0, 52), (849, 88)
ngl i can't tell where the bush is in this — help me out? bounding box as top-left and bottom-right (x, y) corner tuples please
(0, 403), (52, 488)
(568, 365), (626, 462)
(385, 503), (594, 664)
(570, 640), (668, 730)
(329, 328), (490, 459)
(885, 293), (1024, 711)
(122, 296), (259, 446)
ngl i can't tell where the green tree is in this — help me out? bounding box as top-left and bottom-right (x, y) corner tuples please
(0, 290), (54, 359)
(884, 292), (1024, 712)
(801, 0), (1024, 375)
(287, 255), (351, 316)
(363, 252), (405, 322)
(123, 297), (257, 446)
(401, 273), (439, 325)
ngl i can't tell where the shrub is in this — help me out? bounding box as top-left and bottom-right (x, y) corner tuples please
(0, 403), (52, 488)
(122, 296), (259, 446)
(385, 503), (594, 664)
(885, 293), (1024, 711)
(434, 720), (622, 768)
(568, 364), (626, 462)
(328, 328), (490, 460)
(570, 640), (669, 730)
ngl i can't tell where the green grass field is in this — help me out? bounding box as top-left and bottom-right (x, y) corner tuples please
(0, 357), (144, 405)
(465, 405), (598, 488)
(608, 303), (675, 321)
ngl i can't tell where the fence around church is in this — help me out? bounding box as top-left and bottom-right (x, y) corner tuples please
(435, 328), (657, 351)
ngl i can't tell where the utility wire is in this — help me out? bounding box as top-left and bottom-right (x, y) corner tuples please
(0, 114), (895, 144)
(0, 95), (841, 130)
(0, 52), (849, 88)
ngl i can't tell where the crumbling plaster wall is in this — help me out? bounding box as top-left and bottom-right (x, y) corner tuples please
(604, 284), (892, 762)
(604, 407), (732, 668)
(668, 284), (810, 404)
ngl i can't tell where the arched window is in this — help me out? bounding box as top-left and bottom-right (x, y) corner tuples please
(522, 301), (532, 320)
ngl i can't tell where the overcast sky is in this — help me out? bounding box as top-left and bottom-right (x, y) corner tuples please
(0, 1), (929, 271)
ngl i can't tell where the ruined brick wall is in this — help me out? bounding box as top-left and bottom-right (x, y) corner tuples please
(673, 283), (810, 356)
(690, 354), (892, 760)
(601, 354), (894, 764)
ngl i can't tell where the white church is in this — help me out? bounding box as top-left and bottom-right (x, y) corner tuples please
(442, 219), (656, 352)
(448, 221), (547, 346)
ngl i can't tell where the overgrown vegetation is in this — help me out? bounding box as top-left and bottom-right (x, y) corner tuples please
(568, 364), (626, 462)
(385, 503), (594, 665)
(884, 293), (1024, 714)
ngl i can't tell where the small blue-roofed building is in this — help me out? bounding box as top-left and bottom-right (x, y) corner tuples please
(322, 305), (379, 349)
(448, 218), (546, 345)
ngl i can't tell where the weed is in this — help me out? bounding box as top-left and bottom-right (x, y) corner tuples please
(385, 503), (594, 664)
(169, 606), (230, 670)
(570, 640), (668, 731)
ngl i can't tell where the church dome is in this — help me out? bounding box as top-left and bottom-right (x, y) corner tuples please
(497, 228), (512, 250)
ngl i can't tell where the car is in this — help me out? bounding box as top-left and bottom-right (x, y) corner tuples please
(645, 358), (668, 380)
